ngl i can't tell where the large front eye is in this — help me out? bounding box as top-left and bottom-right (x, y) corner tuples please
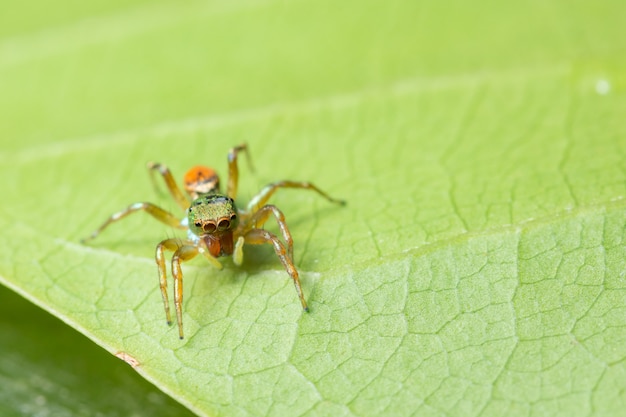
(202, 222), (217, 233)
(217, 218), (231, 231)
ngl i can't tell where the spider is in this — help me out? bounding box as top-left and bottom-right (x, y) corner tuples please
(82, 144), (345, 339)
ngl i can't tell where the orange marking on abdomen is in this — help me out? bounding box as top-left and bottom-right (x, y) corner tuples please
(184, 165), (220, 196)
(184, 166), (217, 185)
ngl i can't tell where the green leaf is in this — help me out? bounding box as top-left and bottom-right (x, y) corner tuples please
(2, 0), (626, 416)
(0, 285), (197, 417)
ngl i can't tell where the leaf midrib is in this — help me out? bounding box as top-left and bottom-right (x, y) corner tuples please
(0, 64), (570, 165)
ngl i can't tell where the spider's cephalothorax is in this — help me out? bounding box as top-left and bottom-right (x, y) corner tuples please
(187, 194), (239, 257)
(82, 144), (345, 339)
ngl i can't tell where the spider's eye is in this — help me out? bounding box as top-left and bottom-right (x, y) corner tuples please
(203, 222), (217, 233)
(230, 214), (237, 221)
(194, 221), (202, 227)
(217, 219), (231, 230)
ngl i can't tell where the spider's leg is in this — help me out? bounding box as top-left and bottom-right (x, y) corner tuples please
(243, 228), (308, 311)
(158, 238), (222, 339)
(171, 245), (201, 339)
(82, 202), (186, 243)
(147, 162), (190, 210)
(156, 238), (184, 326)
(247, 180), (345, 213)
(242, 204), (294, 261)
(226, 143), (253, 200)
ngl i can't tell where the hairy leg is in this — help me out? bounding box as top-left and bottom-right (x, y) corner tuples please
(226, 144), (253, 200)
(247, 180), (345, 213)
(171, 245), (201, 339)
(147, 162), (190, 210)
(82, 202), (185, 243)
(241, 204), (294, 260)
(243, 228), (308, 311)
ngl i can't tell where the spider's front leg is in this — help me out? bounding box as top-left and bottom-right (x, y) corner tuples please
(241, 228), (309, 312)
(157, 238), (224, 339)
(82, 202), (185, 243)
(156, 238), (182, 326)
(241, 204), (295, 261)
(171, 245), (203, 339)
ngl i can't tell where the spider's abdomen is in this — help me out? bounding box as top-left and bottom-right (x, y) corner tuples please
(184, 165), (220, 198)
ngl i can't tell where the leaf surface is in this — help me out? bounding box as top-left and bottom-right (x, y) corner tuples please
(1, 0), (626, 416)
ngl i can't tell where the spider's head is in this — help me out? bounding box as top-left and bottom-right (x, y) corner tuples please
(183, 166), (220, 199)
(187, 194), (239, 236)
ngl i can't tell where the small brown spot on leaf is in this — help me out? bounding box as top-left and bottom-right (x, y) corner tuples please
(115, 351), (140, 368)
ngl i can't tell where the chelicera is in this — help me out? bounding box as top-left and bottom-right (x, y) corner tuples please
(82, 144), (344, 338)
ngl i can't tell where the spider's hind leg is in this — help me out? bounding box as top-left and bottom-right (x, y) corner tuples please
(147, 162), (190, 210)
(226, 144), (253, 200)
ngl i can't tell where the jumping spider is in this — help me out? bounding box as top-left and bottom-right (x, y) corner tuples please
(82, 144), (344, 338)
